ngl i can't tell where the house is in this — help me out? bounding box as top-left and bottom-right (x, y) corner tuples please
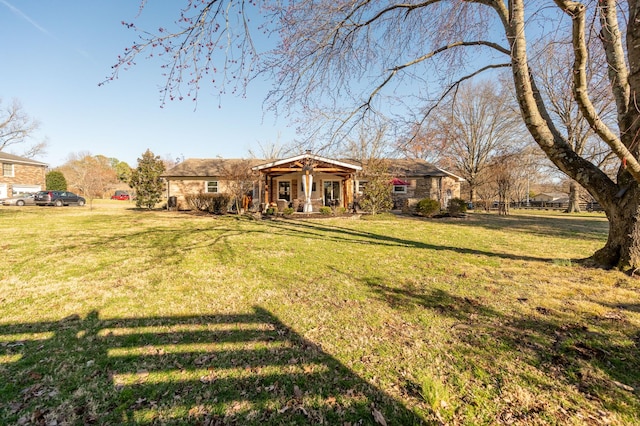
(161, 153), (463, 212)
(530, 192), (569, 203)
(0, 152), (48, 199)
(530, 192), (569, 205)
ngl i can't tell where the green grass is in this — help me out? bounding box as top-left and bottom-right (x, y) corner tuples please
(1, 204), (638, 425)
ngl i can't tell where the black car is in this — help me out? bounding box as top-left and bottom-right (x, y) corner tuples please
(34, 191), (86, 207)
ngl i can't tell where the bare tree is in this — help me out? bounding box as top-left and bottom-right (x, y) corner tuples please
(109, 1), (640, 271)
(533, 43), (616, 212)
(358, 158), (393, 215)
(220, 159), (259, 214)
(510, 145), (545, 207)
(337, 121), (391, 162)
(436, 80), (526, 202)
(59, 153), (119, 209)
(0, 98), (47, 158)
(248, 138), (294, 161)
(489, 152), (521, 216)
(396, 123), (451, 167)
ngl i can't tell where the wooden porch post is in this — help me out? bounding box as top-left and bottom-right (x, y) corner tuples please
(342, 178), (348, 208)
(345, 175), (354, 208)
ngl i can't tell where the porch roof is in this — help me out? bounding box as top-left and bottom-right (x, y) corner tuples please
(252, 153), (362, 174)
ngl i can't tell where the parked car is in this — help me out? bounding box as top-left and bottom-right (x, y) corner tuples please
(2, 193), (36, 206)
(111, 190), (130, 200)
(34, 191), (86, 207)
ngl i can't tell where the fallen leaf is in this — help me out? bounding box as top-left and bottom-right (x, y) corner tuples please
(372, 408), (387, 426)
(294, 385), (303, 399)
(29, 372), (42, 380)
(535, 306), (551, 315)
(613, 380), (635, 392)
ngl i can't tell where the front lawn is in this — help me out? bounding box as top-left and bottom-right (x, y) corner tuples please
(1, 206), (638, 424)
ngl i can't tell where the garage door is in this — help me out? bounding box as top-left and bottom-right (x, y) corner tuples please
(0, 183), (7, 199)
(12, 184), (41, 194)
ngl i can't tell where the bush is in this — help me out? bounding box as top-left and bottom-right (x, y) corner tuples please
(319, 206), (332, 215)
(416, 198), (440, 217)
(46, 170), (67, 191)
(185, 193), (231, 214)
(283, 207), (295, 215)
(447, 198), (468, 217)
(336, 207), (348, 215)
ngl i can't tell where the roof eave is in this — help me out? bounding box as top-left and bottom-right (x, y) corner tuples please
(252, 153), (362, 171)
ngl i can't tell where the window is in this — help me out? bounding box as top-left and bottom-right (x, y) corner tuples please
(2, 163), (14, 177)
(393, 185), (407, 193)
(206, 181), (218, 193)
(278, 181), (291, 201)
(357, 181), (367, 194)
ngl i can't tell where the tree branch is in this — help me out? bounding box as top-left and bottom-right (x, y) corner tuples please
(597, 0), (630, 122)
(555, 0), (640, 182)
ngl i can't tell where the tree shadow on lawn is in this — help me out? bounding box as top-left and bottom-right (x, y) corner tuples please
(8, 224), (265, 274)
(455, 212), (609, 241)
(0, 307), (425, 425)
(266, 219), (558, 263)
(362, 276), (640, 422)
(10, 218), (560, 280)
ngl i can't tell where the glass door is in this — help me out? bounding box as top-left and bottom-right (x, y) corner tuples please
(323, 181), (340, 206)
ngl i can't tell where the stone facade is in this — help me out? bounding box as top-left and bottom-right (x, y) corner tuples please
(392, 176), (462, 213)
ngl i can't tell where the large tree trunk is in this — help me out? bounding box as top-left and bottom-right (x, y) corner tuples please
(499, 0), (640, 272)
(589, 183), (640, 272)
(567, 181), (581, 213)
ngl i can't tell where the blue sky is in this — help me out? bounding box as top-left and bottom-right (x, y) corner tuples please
(1, 1), (295, 168)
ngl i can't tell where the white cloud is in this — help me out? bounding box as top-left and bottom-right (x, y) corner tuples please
(1, 0), (52, 37)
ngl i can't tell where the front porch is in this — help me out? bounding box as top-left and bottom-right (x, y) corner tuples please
(252, 153), (362, 213)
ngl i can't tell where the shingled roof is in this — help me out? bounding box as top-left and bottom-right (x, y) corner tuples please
(162, 157), (462, 181)
(0, 152), (48, 166)
(162, 158), (265, 178)
(358, 159), (464, 181)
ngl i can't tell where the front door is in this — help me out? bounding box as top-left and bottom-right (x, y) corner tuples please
(323, 181), (340, 206)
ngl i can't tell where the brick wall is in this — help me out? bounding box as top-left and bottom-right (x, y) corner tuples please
(168, 178), (233, 210)
(0, 163), (46, 196)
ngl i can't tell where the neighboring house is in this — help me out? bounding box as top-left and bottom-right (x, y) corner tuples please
(530, 192), (570, 204)
(161, 153), (463, 212)
(0, 152), (47, 199)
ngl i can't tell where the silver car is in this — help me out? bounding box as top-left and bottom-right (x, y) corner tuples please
(2, 194), (36, 206)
